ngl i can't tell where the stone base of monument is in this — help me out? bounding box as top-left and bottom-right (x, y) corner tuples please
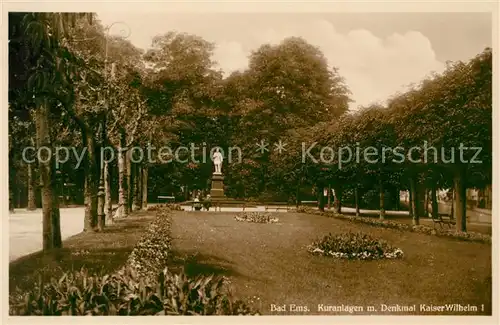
(209, 173), (226, 199)
(208, 172), (256, 211)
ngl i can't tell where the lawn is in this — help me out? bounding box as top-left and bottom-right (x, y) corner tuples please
(9, 211), (155, 293)
(168, 211), (492, 315)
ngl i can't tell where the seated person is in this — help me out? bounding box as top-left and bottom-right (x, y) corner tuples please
(193, 196), (202, 210)
(203, 194), (212, 211)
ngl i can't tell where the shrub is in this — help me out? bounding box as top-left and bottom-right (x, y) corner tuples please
(10, 207), (258, 316)
(9, 267), (259, 315)
(235, 212), (279, 223)
(308, 232), (404, 260)
(158, 270), (257, 315)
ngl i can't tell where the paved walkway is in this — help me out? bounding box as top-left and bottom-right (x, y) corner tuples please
(9, 208), (85, 261)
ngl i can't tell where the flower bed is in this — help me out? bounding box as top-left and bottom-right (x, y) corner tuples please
(289, 205), (315, 214)
(147, 203), (184, 212)
(125, 207), (173, 278)
(10, 207), (258, 316)
(307, 232), (404, 260)
(309, 210), (491, 244)
(439, 229), (492, 243)
(235, 212), (279, 223)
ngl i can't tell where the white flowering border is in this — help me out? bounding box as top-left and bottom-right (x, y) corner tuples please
(147, 203), (184, 212)
(234, 212), (279, 224)
(307, 246), (404, 260)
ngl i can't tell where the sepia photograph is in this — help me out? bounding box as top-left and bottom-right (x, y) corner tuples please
(4, 0), (497, 321)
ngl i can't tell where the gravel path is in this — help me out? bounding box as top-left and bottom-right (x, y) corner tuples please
(9, 208), (85, 261)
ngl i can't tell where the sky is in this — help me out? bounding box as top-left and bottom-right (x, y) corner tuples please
(96, 12), (492, 110)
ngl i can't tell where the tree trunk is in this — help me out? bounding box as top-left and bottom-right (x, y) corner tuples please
(327, 184), (331, 209)
(96, 170), (105, 232)
(410, 177), (419, 225)
(431, 185), (438, 219)
(133, 163), (142, 211)
(35, 104), (62, 250)
(450, 187), (455, 219)
(317, 185), (325, 212)
(9, 191), (14, 212)
(9, 143), (16, 211)
(408, 186), (413, 218)
(355, 187), (360, 216)
(117, 132), (129, 218)
(96, 120), (107, 232)
(104, 160), (113, 224)
(295, 177), (302, 208)
(424, 189), (429, 217)
(141, 164), (148, 210)
(127, 155), (133, 212)
(414, 181), (426, 224)
(453, 168), (467, 232)
(417, 185), (426, 219)
(379, 178), (385, 220)
(395, 188), (401, 211)
(9, 184), (15, 212)
(83, 127), (98, 232)
(334, 186), (342, 214)
(97, 178), (105, 232)
(17, 186), (22, 209)
(27, 162), (37, 210)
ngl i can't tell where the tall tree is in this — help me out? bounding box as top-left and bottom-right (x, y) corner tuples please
(9, 12), (94, 248)
(227, 37), (351, 199)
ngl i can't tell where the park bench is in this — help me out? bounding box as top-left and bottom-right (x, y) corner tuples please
(211, 201), (248, 212)
(301, 200), (318, 206)
(183, 200), (248, 211)
(264, 202), (291, 212)
(157, 195), (175, 204)
(430, 213), (456, 229)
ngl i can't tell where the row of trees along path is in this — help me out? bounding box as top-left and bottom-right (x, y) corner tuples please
(9, 13), (491, 251)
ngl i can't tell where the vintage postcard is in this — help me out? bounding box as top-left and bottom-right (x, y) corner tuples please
(3, 1), (498, 324)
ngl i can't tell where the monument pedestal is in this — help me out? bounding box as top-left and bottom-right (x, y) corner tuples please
(210, 173), (226, 199)
(207, 172), (254, 211)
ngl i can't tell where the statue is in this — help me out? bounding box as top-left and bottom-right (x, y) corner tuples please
(213, 148), (223, 174)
